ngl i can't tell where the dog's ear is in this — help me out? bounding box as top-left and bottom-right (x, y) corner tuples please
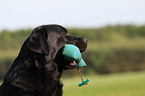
(27, 27), (50, 55)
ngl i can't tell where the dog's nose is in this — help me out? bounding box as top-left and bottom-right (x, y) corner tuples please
(83, 38), (88, 43)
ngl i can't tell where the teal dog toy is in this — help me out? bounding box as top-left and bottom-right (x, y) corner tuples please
(62, 44), (90, 87)
(62, 44), (86, 68)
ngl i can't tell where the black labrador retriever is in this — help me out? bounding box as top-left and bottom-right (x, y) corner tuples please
(0, 24), (87, 96)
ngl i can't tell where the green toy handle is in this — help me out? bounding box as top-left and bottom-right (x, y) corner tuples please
(78, 79), (90, 87)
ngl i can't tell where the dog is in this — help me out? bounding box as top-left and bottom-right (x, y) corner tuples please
(0, 24), (87, 96)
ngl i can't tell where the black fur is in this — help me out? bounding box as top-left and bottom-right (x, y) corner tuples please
(0, 24), (87, 96)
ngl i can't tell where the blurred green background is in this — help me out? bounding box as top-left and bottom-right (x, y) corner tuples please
(0, 24), (145, 95)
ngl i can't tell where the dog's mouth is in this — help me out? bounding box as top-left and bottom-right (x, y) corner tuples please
(55, 38), (87, 71)
(63, 60), (78, 70)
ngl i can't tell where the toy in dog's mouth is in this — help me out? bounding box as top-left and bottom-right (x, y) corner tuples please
(62, 44), (87, 70)
(62, 44), (90, 87)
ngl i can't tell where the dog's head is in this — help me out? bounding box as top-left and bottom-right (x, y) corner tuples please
(27, 24), (87, 72)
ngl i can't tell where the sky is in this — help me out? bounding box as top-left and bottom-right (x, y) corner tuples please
(0, 0), (145, 30)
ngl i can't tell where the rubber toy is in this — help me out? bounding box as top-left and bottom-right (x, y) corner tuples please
(62, 44), (86, 68)
(62, 44), (90, 87)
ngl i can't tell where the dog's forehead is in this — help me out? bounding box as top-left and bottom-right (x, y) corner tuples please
(48, 31), (60, 37)
(47, 29), (65, 41)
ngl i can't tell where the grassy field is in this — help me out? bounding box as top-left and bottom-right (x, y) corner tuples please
(62, 71), (145, 96)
